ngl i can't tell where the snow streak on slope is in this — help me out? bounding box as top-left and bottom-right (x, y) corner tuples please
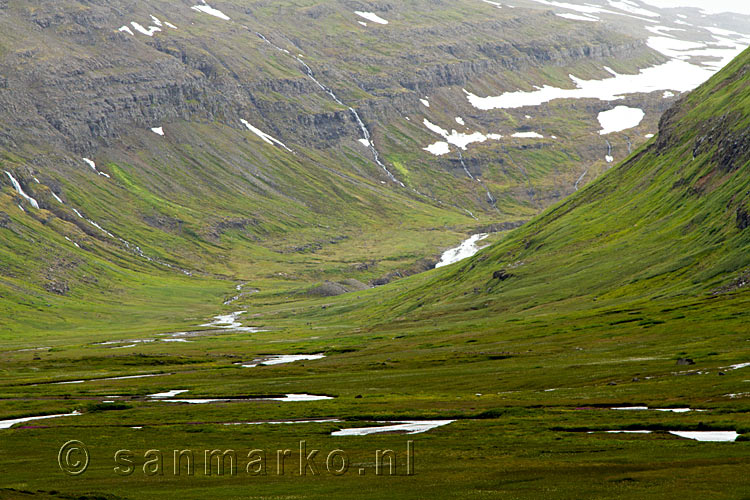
(240, 354), (326, 368)
(119, 16), (176, 37)
(49, 177), (190, 273)
(191, 2), (230, 20)
(131, 22), (161, 36)
(458, 151), (497, 205)
(354, 12), (389, 25)
(240, 120), (294, 153)
(83, 158), (110, 178)
(574, 169), (587, 190)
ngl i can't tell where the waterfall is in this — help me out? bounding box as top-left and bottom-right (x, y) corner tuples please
(255, 32), (403, 186)
(4, 171), (39, 209)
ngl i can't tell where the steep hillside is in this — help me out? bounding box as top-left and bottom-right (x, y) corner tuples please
(356, 46), (750, 327)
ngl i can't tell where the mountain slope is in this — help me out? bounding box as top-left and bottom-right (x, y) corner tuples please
(1, 0), (748, 339)
(1, 11), (750, 500)
(367, 46), (750, 323)
(0, 0), (673, 336)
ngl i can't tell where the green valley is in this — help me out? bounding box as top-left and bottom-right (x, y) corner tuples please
(0, 1), (749, 498)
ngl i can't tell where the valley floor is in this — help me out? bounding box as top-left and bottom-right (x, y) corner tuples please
(0, 280), (748, 499)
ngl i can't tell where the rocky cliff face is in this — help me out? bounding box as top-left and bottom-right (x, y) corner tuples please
(0, 1), (656, 159)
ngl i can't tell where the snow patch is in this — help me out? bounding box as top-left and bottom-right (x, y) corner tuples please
(512, 131), (543, 138)
(436, 233), (489, 268)
(354, 11), (388, 25)
(423, 141), (451, 156)
(646, 25), (685, 37)
(82, 158), (109, 178)
(611, 407), (703, 413)
(118, 26), (134, 36)
(149, 390), (189, 399)
(705, 26), (748, 38)
(531, 0), (659, 22)
(423, 119), (500, 150)
(151, 127), (164, 136)
(332, 420), (454, 436)
(726, 362), (750, 370)
(464, 29), (747, 112)
(131, 22), (161, 36)
(191, 4), (230, 20)
(240, 354), (326, 368)
(669, 431), (738, 442)
(597, 106), (645, 135)
(0, 411), (80, 430)
(268, 394), (333, 402)
(158, 393), (333, 404)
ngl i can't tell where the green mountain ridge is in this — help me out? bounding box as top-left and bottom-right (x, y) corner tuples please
(361, 47), (750, 323)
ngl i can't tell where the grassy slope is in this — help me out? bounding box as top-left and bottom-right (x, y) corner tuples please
(0, 42), (748, 500)
(366, 47), (750, 322)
